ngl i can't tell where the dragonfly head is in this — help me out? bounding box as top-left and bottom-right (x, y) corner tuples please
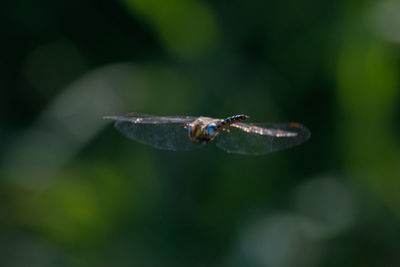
(187, 119), (219, 143)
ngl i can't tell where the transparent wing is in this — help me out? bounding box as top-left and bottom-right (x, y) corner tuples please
(216, 122), (311, 155)
(104, 113), (196, 124)
(104, 114), (205, 151)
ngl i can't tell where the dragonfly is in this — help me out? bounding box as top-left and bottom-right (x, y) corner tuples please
(104, 113), (310, 155)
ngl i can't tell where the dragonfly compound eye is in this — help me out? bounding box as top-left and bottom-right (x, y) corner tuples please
(206, 123), (217, 135)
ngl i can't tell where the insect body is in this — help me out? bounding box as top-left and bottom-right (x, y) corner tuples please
(187, 115), (249, 143)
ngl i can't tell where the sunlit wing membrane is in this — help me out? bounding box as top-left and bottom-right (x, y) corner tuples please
(216, 122), (310, 155)
(104, 114), (196, 124)
(231, 122), (298, 137)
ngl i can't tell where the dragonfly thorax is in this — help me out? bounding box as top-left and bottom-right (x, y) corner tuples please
(187, 117), (220, 143)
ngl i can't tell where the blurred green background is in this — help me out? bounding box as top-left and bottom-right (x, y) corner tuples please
(1, 0), (400, 266)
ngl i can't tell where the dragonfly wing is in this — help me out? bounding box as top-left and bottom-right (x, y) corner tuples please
(104, 113), (196, 124)
(105, 114), (204, 151)
(216, 122), (310, 155)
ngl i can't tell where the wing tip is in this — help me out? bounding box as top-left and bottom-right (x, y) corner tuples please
(290, 122), (311, 140)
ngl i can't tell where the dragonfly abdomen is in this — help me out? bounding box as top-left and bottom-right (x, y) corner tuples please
(217, 114), (249, 130)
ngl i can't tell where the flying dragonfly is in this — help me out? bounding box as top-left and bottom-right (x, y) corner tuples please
(104, 113), (310, 155)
